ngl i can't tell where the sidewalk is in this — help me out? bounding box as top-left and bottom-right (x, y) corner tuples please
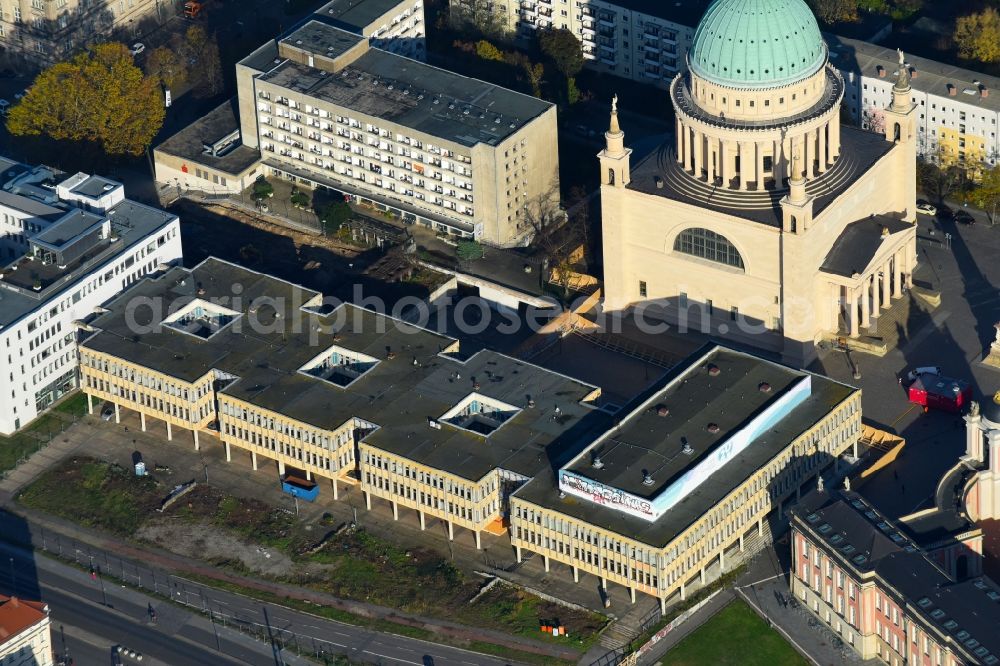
(0, 430), (86, 504)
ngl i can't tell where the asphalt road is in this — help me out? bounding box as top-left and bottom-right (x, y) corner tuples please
(0, 513), (516, 666)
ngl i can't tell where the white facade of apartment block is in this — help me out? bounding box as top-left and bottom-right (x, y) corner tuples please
(0, 162), (182, 434)
(451, 0), (697, 89)
(832, 37), (1000, 168)
(318, 0), (427, 60)
(236, 21), (558, 247)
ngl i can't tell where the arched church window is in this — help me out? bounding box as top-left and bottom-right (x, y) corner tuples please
(673, 228), (745, 269)
(608, 168), (615, 185)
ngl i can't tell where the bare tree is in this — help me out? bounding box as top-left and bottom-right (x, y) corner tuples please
(523, 184), (590, 302)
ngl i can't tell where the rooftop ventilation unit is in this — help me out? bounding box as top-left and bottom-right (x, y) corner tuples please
(642, 472), (655, 486)
(591, 454), (604, 469)
(681, 443), (694, 455)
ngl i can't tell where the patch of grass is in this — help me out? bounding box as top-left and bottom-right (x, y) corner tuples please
(18, 458), (161, 536)
(662, 600), (807, 666)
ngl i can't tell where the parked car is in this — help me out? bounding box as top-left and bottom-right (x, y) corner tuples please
(955, 210), (975, 225)
(906, 366), (941, 382)
(100, 404), (114, 421)
(916, 201), (937, 216)
(129, 43), (146, 56)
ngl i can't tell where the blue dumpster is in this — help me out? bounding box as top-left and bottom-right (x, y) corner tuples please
(281, 475), (319, 501)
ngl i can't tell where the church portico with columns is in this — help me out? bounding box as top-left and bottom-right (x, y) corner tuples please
(600, 0), (918, 365)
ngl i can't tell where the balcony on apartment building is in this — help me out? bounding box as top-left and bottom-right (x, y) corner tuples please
(597, 13), (615, 27)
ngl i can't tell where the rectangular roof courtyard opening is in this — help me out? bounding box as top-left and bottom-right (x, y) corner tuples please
(298, 343), (380, 388)
(440, 392), (522, 437)
(163, 299), (241, 340)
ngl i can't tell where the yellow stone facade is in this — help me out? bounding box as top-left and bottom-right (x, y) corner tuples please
(602, 41), (920, 364)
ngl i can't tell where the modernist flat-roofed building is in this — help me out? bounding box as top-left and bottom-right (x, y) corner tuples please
(510, 344), (862, 610)
(0, 594), (52, 666)
(235, 19), (559, 246)
(153, 101), (265, 198)
(318, 0), (426, 60)
(78, 258), (602, 547)
(450, 0), (704, 89)
(0, 158), (182, 434)
(791, 489), (1000, 666)
(600, 0), (918, 364)
(831, 35), (1000, 171)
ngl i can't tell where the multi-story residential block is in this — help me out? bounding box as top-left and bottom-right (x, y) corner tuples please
(234, 19), (559, 246)
(832, 35), (1000, 171)
(791, 488), (1000, 666)
(0, 157), (182, 434)
(0, 594), (52, 666)
(510, 343), (863, 611)
(155, 3), (558, 248)
(78, 257), (601, 547)
(318, 0), (426, 60)
(0, 0), (159, 66)
(450, 0), (704, 89)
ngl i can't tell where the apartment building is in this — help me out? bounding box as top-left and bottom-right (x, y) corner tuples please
(0, 158), (182, 435)
(831, 35), (1000, 171)
(0, 0), (158, 65)
(791, 488), (1000, 666)
(451, 0), (704, 88)
(318, 0), (426, 60)
(233, 19), (558, 246)
(78, 257), (602, 547)
(0, 595), (52, 666)
(509, 344), (863, 611)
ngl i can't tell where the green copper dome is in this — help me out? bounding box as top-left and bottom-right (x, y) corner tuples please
(689, 0), (826, 89)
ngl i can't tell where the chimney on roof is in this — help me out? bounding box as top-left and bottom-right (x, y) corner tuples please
(981, 86), (989, 98)
(909, 67), (917, 79)
(9, 597), (18, 607)
(877, 65), (885, 77)
(948, 84), (957, 96)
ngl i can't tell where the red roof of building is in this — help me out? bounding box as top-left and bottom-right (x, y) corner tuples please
(0, 594), (48, 643)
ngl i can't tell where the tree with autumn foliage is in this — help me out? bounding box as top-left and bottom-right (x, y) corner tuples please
(7, 43), (164, 157)
(145, 46), (187, 90)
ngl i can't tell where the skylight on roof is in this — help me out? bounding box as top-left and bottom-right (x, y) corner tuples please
(917, 597), (932, 608)
(841, 544), (856, 555)
(163, 298), (241, 340)
(829, 534), (844, 545)
(930, 609), (947, 620)
(440, 392), (521, 437)
(852, 554), (867, 565)
(987, 591), (1000, 602)
(957, 630), (971, 641)
(944, 619), (959, 630)
(298, 344), (380, 388)
(818, 523), (832, 534)
(805, 513), (821, 523)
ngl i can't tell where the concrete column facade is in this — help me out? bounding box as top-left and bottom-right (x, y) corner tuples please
(805, 129), (815, 178)
(881, 261), (892, 308)
(140, 411), (146, 432)
(193, 429), (199, 450)
(817, 125), (827, 172)
(365, 490), (372, 510)
(515, 545), (522, 562)
(475, 530), (481, 550)
(114, 402), (120, 424)
(860, 280), (871, 329)
(278, 460), (285, 475)
(830, 115), (841, 159)
(573, 566), (579, 583)
(392, 500), (399, 520)
(166, 420), (172, 441)
(739, 142), (751, 191)
(830, 283), (841, 333)
(419, 510), (426, 530)
(447, 521), (454, 541)
(693, 130), (704, 180)
(87, 393), (93, 414)
(755, 141), (765, 190)
(683, 126), (692, 171)
(305, 469), (312, 481)
(630, 587), (636, 603)
(332, 478), (338, 500)
(680, 583), (686, 601)
(252, 451), (258, 470)
(676, 117), (684, 164)
(721, 140), (730, 186)
(848, 288), (859, 337)
(871, 273), (881, 316)
(225, 440), (231, 462)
